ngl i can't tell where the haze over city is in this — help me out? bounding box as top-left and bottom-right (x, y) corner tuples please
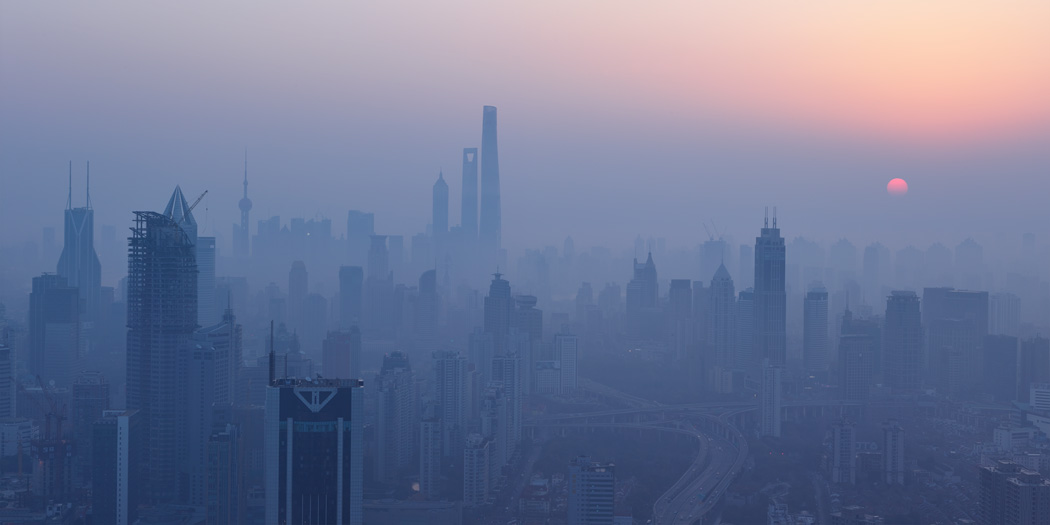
(2, 2), (1050, 525)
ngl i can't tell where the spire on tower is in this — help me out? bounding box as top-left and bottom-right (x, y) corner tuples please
(86, 161), (92, 209)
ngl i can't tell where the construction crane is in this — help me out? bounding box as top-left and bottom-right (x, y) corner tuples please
(189, 189), (208, 212)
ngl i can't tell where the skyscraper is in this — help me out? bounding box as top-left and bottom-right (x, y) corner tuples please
(323, 329), (360, 379)
(736, 289), (755, 372)
(339, 266), (364, 329)
(265, 377), (364, 525)
(754, 213), (786, 366)
(72, 370), (109, 483)
(196, 236), (217, 325)
(883, 291), (922, 391)
(708, 264), (736, 383)
(839, 332), (875, 401)
(760, 360), (782, 438)
(668, 279), (693, 362)
(93, 409), (143, 525)
(57, 162), (102, 313)
(126, 210), (198, 503)
(234, 151), (252, 260)
(803, 284), (830, 372)
(626, 252), (659, 339)
(463, 433), (493, 507)
(432, 171), (448, 241)
(375, 352), (416, 485)
(419, 404), (443, 500)
(479, 106), (501, 252)
(363, 236), (394, 336)
(433, 351), (470, 456)
(460, 147), (479, 240)
(29, 274), (81, 387)
(567, 456), (615, 525)
(288, 261), (308, 333)
(883, 419), (905, 485)
(484, 272), (514, 354)
(831, 419), (856, 484)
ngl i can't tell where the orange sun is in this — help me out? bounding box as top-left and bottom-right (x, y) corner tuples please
(887, 178), (909, 195)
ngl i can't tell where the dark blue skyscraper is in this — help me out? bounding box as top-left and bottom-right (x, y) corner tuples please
(754, 212), (786, 366)
(461, 147), (479, 239)
(126, 209), (198, 503)
(57, 162), (102, 313)
(480, 106), (501, 252)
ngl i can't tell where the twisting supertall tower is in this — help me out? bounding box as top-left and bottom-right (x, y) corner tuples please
(479, 106), (501, 253)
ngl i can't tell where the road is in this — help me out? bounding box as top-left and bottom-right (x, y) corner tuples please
(650, 413), (748, 525)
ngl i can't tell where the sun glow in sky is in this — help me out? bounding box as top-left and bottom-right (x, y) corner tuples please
(1, 1), (1049, 248)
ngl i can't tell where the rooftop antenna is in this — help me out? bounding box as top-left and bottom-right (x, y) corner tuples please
(67, 161), (72, 210)
(86, 161), (92, 209)
(764, 207), (769, 228)
(773, 206), (777, 229)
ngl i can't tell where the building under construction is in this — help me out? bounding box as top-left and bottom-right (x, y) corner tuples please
(125, 209), (198, 504)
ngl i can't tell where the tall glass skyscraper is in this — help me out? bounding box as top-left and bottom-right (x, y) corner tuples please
(754, 213), (786, 366)
(479, 106), (501, 252)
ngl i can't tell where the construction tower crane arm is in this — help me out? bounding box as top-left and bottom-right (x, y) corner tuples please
(189, 190), (208, 212)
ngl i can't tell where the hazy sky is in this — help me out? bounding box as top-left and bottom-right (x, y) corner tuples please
(2, 1), (1049, 252)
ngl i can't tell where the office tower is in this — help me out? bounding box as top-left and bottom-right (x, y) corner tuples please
(414, 269), (440, 352)
(567, 456), (615, 525)
(734, 289), (756, 374)
(57, 163), (102, 313)
(339, 266), (364, 329)
(463, 433), (492, 507)
(575, 282), (594, 322)
(484, 272), (514, 353)
(419, 403), (443, 500)
(207, 424), (241, 524)
(980, 460), (1050, 525)
(831, 419), (856, 484)
(924, 288), (989, 392)
(479, 106), (501, 252)
(555, 334), (578, 392)
(760, 359), (782, 438)
(323, 328), (360, 379)
(700, 238), (729, 285)
(982, 335), (1019, 403)
(72, 371), (109, 482)
(754, 213), (787, 367)
(1019, 338), (1050, 403)
(803, 284), (830, 373)
(126, 210), (198, 503)
(376, 352), (416, 485)
(839, 330), (875, 401)
(433, 171), (448, 239)
(491, 353), (523, 450)
(287, 260), (308, 332)
(198, 305), (242, 407)
(265, 377), (364, 525)
(196, 236), (217, 325)
(93, 409), (143, 525)
(883, 291), (922, 391)
(184, 338), (226, 506)
(626, 253), (659, 339)
(0, 343), (12, 419)
(460, 147), (479, 239)
(480, 383), (510, 478)
(346, 210), (375, 264)
(364, 236), (394, 335)
(164, 185), (212, 328)
(29, 274), (81, 387)
(738, 244), (754, 290)
(668, 279), (693, 362)
(990, 292), (1021, 337)
(388, 235), (405, 280)
(301, 293), (328, 358)
(469, 329), (495, 387)
(433, 351), (470, 456)
(707, 264), (736, 379)
(882, 420), (905, 485)
(234, 151), (252, 259)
